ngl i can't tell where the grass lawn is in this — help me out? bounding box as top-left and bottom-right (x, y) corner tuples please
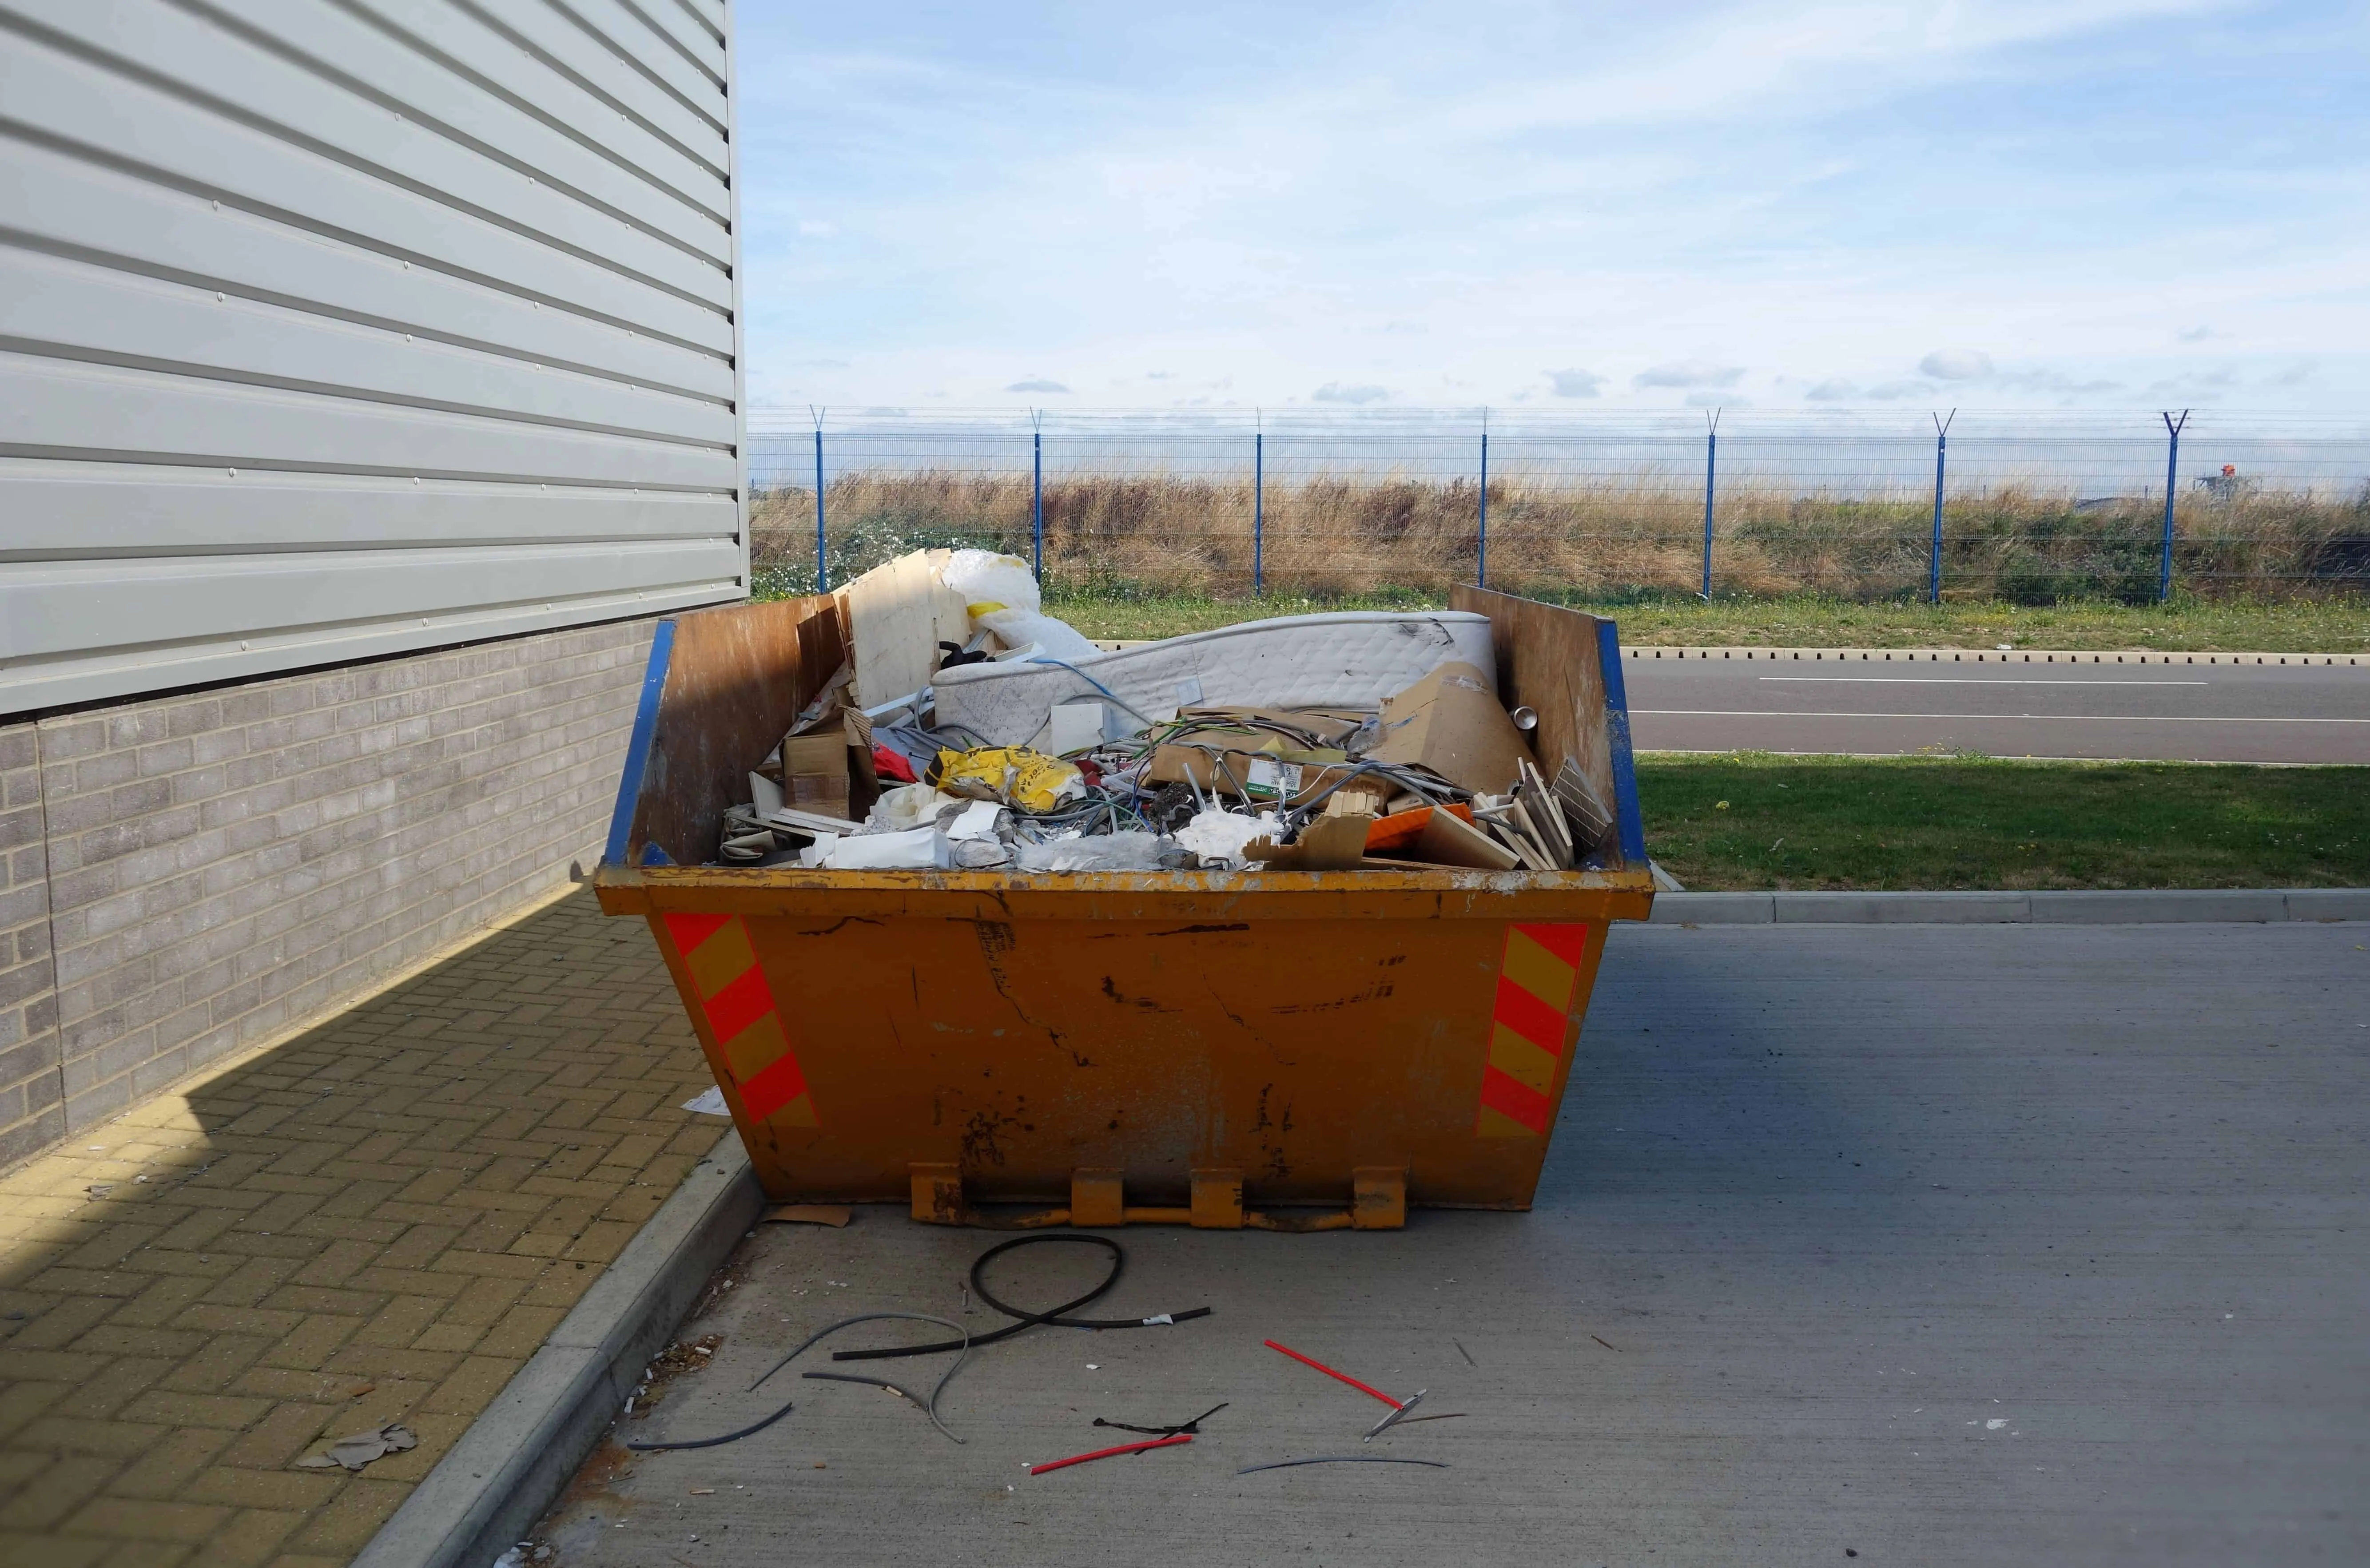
(1044, 589), (2370, 653)
(1636, 754), (2370, 891)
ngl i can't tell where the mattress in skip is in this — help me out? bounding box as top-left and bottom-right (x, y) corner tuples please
(931, 611), (1496, 747)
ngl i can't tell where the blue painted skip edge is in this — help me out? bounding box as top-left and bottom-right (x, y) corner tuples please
(1594, 618), (1650, 867)
(603, 619), (678, 867)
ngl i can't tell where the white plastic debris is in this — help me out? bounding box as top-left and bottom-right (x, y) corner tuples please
(680, 1086), (730, 1118)
(820, 826), (938, 870)
(1174, 809), (1278, 867)
(869, 783), (961, 833)
(939, 549), (1099, 661)
(1014, 832), (1169, 873)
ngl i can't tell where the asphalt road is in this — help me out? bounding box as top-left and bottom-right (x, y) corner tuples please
(1622, 655), (2370, 762)
(535, 921), (2370, 1568)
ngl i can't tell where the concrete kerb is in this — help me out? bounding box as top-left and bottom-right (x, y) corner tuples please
(353, 1130), (765, 1568)
(1651, 888), (2370, 925)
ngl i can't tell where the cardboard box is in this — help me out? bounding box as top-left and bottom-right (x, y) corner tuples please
(1365, 661), (1531, 796)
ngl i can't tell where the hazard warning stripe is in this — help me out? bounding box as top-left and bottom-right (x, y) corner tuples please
(660, 912), (817, 1129)
(1474, 923), (1587, 1138)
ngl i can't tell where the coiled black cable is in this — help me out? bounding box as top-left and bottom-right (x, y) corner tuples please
(830, 1233), (1211, 1363)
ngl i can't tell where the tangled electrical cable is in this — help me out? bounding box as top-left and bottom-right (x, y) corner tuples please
(619, 1235), (1208, 1453)
(829, 1234), (1211, 1362)
(625, 1311), (970, 1452)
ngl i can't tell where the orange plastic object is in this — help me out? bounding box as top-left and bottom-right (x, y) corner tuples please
(1364, 802), (1472, 853)
(595, 588), (1654, 1220)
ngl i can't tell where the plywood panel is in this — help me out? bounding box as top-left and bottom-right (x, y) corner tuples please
(839, 550), (970, 708)
(628, 595), (847, 866)
(1450, 586), (1619, 852)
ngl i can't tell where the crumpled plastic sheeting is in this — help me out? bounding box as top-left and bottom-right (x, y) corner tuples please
(1014, 832), (1170, 873)
(294, 1422), (418, 1470)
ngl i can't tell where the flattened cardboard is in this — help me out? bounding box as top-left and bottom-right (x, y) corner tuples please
(1244, 813), (1375, 871)
(1366, 662), (1532, 796)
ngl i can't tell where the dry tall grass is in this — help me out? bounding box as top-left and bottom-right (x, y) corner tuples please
(749, 469), (2370, 603)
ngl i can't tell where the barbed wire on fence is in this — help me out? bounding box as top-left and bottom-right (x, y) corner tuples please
(741, 408), (2370, 603)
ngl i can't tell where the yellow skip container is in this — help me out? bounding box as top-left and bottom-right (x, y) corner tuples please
(594, 588), (1654, 1229)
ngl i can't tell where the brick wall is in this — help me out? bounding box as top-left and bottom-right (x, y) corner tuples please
(0, 722), (60, 1166)
(0, 616), (660, 1165)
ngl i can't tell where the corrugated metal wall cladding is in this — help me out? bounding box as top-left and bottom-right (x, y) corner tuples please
(6, 252), (733, 447)
(3, 28), (734, 339)
(0, 0), (746, 717)
(459, 0), (728, 174)
(338, 0), (729, 223)
(0, 465), (735, 553)
(180, 0), (732, 256)
(2, 540), (743, 656)
(7, 146), (734, 400)
(2, 356), (738, 489)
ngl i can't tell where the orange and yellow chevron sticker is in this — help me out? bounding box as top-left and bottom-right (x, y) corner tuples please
(661, 913), (817, 1128)
(1475, 922), (1587, 1137)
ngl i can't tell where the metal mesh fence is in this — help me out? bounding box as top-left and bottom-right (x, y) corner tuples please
(745, 409), (2370, 603)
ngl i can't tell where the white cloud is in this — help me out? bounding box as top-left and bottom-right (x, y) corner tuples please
(1634, 359), (1744, 389)
(1005, 377), (1071, 393)
(1686, 391), (1747, 408)
(1313, 381), (1391, 404)
(1546, 368), (1606, 398)
(1802, 378), (1858, 401)
(1864, 379), (1938, 400)
(2176, 325), (2215, 342)
(1918, 349), (1995, 380)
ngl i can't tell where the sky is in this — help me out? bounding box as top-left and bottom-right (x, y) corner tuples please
(732, 1), (2370, 416)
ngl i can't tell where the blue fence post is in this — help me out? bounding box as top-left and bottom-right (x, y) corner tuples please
(1700, 409), (1719, 600)
(1031, 412), (1044, 584)
(811, 410), (827, 592)
(1253, 424), (1265, 597)
(1929, 409), (1953, 604)
(2159, 409), (2187, 602)
(1476, 408), (1489, 589)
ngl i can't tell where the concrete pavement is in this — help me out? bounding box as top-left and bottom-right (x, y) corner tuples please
(528, 920), (2370, 1567)
(1621, 647), (2370, 761)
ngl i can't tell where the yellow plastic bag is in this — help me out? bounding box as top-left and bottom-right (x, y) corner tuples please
(930, 746), (1084, 814)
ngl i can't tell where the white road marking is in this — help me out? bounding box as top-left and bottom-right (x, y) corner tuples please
(1633, 710), (2370, 723)
(1755, 677), (2210, 686)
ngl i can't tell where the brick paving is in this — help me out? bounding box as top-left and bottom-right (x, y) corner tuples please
(0, 889), (713, 1568)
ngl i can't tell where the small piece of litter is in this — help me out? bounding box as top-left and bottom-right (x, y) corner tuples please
(1140, 1313), (1174, 1326)
(763, 1204), (854, 1227)
(296, 1422), (418, 1471)
(813, 1462), (825, 1469)
(1986, 1418), (2008, 1430)
(1085, 1364), (1099, 1370)
(492, 1549), (525, 1568)
(681, 1086), (731, 1117)
(348, 1383), (376, 1399)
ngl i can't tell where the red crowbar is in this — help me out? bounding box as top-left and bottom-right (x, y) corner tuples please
(1029, 1433), (1193, 1475)
(1262, 1339), (1428, 1439)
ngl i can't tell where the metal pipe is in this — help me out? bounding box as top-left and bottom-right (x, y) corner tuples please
(1032, 424), (1044, 583)
(2159, 409), (2187, 602)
